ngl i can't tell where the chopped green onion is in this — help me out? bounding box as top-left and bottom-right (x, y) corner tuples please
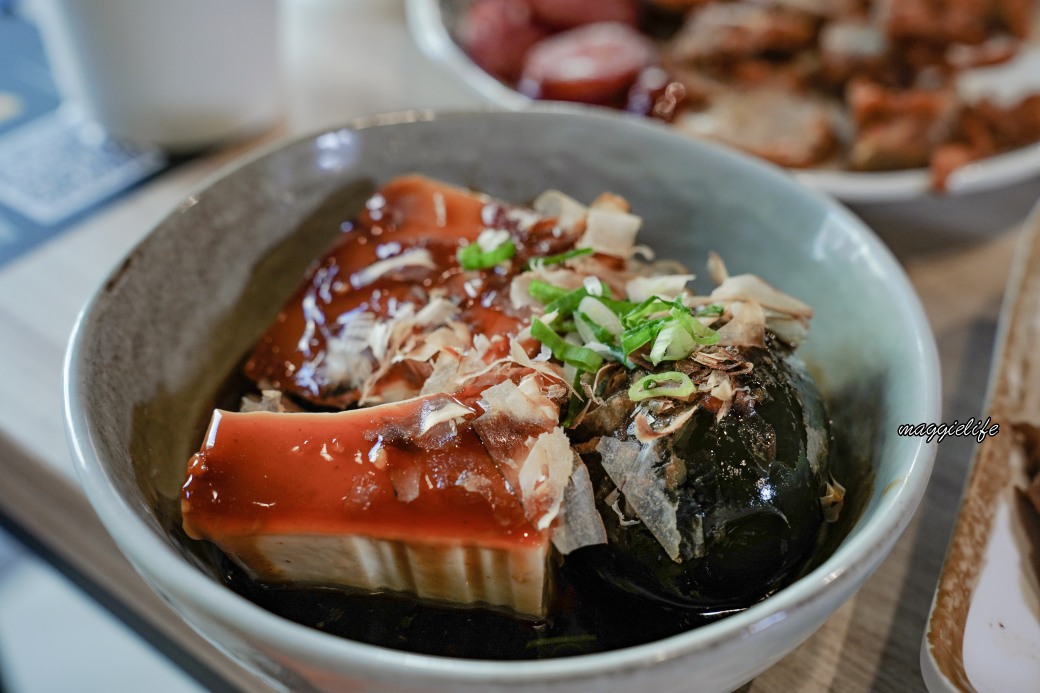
(577, 296), (624, 336)
(531, 281), (719, 373)
(648, 320), (697, 365)
(573, 312), (597, 345)
(545, 287), (590, 316)
(621, 299), (720, 363)
(542, 283), (612, 319)
(669, 302), (720, 345)
(561, 370), (588, 428)
(554, 318), (576, 334)
(457, 239), (516, 270)
(575, 312), (613, 346)
(694, 303), (725, 317)
(582, 276), (605, 296)
(598, 296), (638, 315)
(561, 393), (586, 429)
(628, 371), (695, 401)
(528, 280), (568, 305)
(528, 280), (617, 319)
(532, 284), (632, 316)
(621, 297), (673, 329)
(526, 247), (594, 269)
(620, 317), (667, 357)
(531, 319), (604, 372)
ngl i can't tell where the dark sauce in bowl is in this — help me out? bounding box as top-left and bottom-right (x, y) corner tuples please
(216, 546), (720, 659)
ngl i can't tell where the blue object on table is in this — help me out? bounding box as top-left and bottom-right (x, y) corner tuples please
(0, 7), (168, 269)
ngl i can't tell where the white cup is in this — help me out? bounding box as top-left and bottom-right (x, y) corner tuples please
(31, 0), (281, 152)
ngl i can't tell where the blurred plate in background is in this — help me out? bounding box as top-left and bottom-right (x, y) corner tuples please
(407, 0), (1040, 204)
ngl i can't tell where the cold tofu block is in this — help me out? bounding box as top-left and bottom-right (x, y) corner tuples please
(181, 393), (553, 618)
(241, 175), (493, 409)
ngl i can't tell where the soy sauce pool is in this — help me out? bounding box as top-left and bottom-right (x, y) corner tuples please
(217, 547), (722, 660)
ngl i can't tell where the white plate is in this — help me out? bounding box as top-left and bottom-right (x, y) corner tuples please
(921, 203), (1040, 693)
(407, 0), (1040, 203)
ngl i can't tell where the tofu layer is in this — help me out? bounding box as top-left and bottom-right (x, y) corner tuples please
(181, 395), (553, 617)
(221, 534), (549, 618)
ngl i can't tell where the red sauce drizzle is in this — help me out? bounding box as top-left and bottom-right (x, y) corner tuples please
(242, 175), (576, 407)
(182, 395), (547, 550)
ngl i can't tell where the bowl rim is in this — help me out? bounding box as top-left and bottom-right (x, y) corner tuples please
(404, 0), (1040, 204)
(63, 107), (941, 684)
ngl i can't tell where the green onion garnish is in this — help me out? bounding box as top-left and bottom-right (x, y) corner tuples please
(618, 299), (720, 363)
(554, 318), (577, 334)
(648, 320), (697, 365)
(694, 303), (725, 317)
(530, 279), (720, 373)
(561, 392), (586, 428)
(669, 302), (720, 346)
(561, 370), (588, 428)
(575, 312), (616, 345)
(598, 296), (638, 315)
(457, 239), (516, 270)
(628, 371), (695, 401)
(576, 297), (623, 333)
(620, 317), (667, 357)
(528, 279), (569, 305)
(531, 319), (604, 372)
(529, 281), (635, 318)
(544, 286), (591, 316)
(545, 282), (612, 317)
(526, 247), (594, 269)
(621, 297), (673, 329)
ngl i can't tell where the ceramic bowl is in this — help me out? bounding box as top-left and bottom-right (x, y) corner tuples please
(64, 108), (940, 692)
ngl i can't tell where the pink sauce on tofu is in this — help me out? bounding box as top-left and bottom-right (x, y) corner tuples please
(182, 394), (548, 551)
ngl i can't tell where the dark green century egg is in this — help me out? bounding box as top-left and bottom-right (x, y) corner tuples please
(572, 335), (832, 614)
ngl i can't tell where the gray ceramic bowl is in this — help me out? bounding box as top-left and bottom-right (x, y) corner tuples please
(64, 108), (939, 692)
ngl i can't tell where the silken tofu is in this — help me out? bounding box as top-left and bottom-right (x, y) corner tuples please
(182, 389), (568, 618)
